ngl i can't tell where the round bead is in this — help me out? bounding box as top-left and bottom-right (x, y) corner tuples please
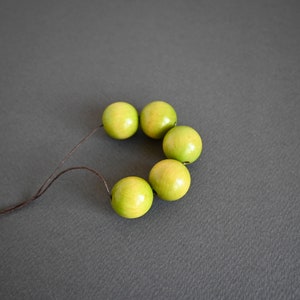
(149, 159), (191, 201)
(102, 102), (138, 139)
(163, 125), (203, 164)
(140, 101), (177, 139)
(111, 176), (153, 219)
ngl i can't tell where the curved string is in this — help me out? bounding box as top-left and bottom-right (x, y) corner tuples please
(0, 124), (110, 215)
(0, 166), (111, 215)
(36, 124), (103, 196)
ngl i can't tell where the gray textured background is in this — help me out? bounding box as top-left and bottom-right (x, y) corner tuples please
(1, 0), (299, 299)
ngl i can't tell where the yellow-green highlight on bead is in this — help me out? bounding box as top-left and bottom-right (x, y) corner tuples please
(149, 159), (191, 201)
(140, 101), (177, 139)
(163, 125), (202, 164)
(111, 176), (153, 219)
(102, 102), (139, 140)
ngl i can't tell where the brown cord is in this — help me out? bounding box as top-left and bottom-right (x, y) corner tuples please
(36, 124), (103, 196)
(0, 125), (111, 215)
(0, 166), (111, 215)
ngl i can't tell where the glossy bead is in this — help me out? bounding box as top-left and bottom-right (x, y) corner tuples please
(140, 101), (177, 139)
(102, 102), (139, 139)
(111, 176), (153, 219)
(163, 125), (202, 164)
(149, 159), (191, 201)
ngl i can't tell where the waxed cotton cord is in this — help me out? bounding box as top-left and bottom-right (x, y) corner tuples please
(0, 125), (111, 215)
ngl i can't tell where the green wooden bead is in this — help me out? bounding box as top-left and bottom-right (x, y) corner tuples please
(163, 125), (203, 164)
(140, 101), (177, 139)
(111, 176), (153, 219)
(102, 102), (138, 139)
(149, 159), (191, 201)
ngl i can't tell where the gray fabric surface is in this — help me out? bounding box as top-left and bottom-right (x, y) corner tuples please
(1, 0), (299, 299)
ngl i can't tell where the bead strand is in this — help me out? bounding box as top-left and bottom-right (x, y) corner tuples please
(105, 100), (202, 219)
(0, 100), (202, 219)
